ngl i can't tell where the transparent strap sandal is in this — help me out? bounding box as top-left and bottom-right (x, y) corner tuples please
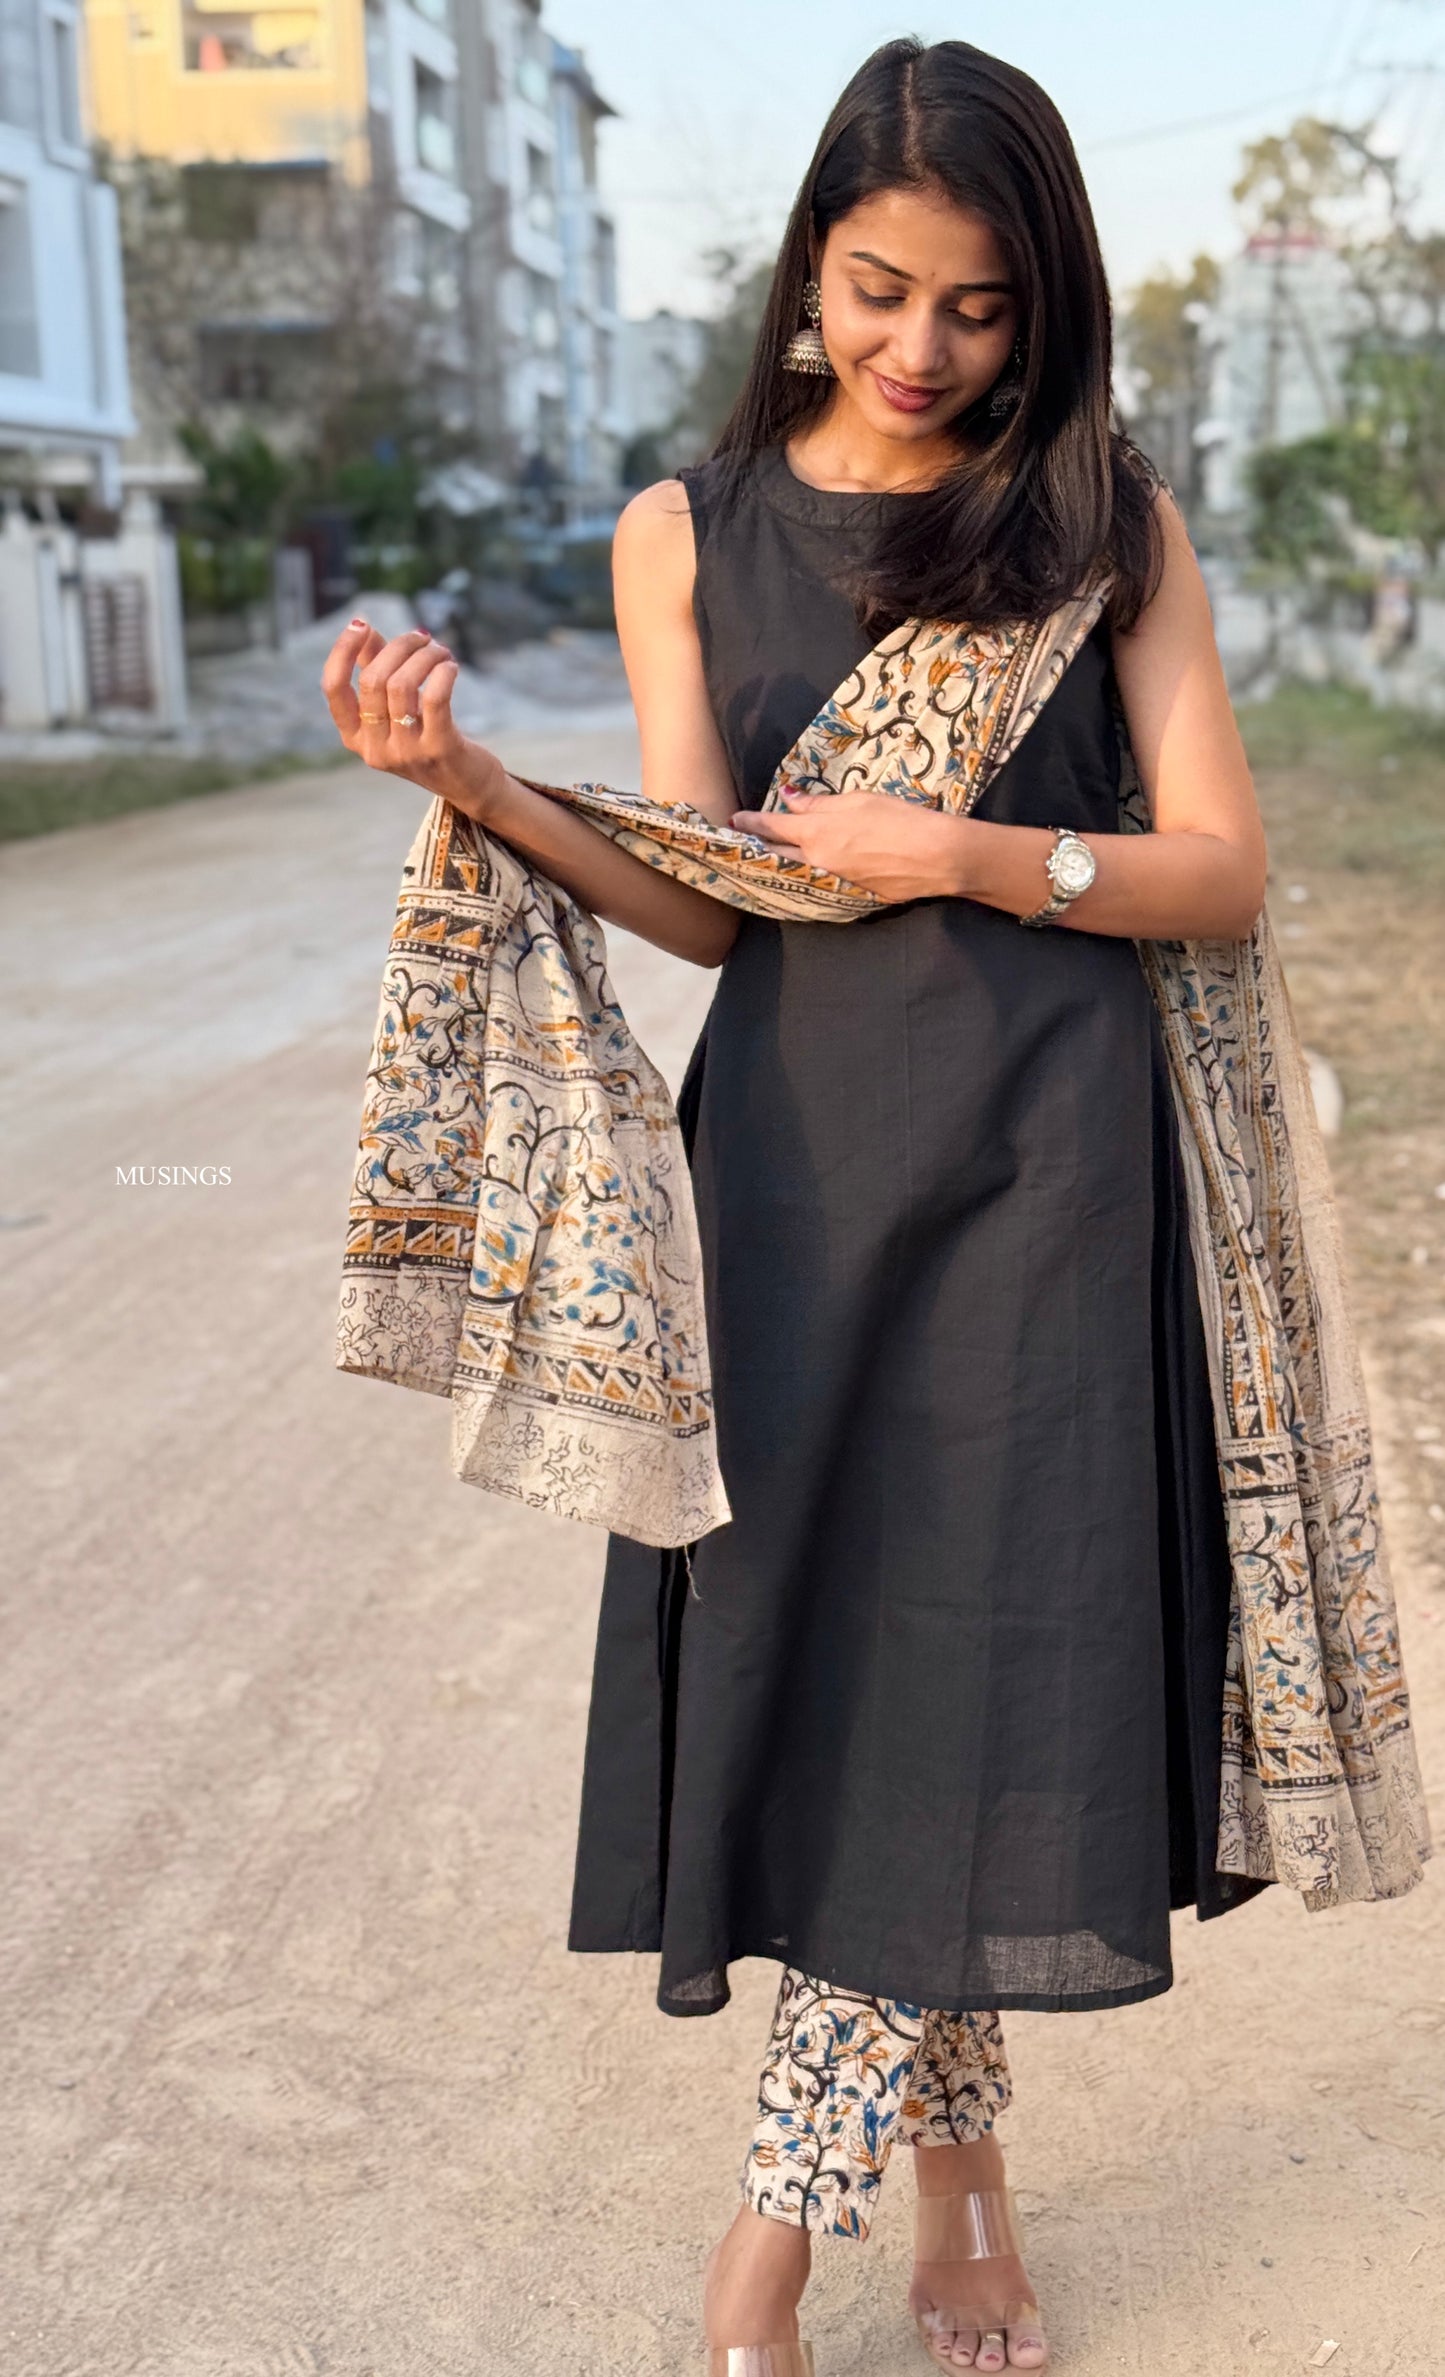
(707, 2350), (815, 2376)
(912, 2186), (1048, 2371)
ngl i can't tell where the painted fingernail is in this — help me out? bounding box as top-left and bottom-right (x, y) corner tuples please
(349, 616), (368, 627)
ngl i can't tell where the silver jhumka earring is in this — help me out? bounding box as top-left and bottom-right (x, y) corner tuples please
(783, 279), (834, 376)
(989, 337), (1027, 418)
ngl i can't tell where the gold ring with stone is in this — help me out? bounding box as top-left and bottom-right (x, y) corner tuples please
(396, 712), (421, 728)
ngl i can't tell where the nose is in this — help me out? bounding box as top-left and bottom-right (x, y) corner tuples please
(884, 304), (951, 382)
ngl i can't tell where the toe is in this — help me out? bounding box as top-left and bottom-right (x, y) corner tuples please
(974, 2338), (1006, 2374)
(1008, 2331), (1048, 2370)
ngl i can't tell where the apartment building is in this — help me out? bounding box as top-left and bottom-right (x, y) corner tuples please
(0, 0), (187, 729)
(454, 0), (622, 515)
(85, 0), (625, 527)
(1, 0), (131, 485)
(84, 0), (473, 463)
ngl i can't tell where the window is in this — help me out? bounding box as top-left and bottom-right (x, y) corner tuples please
(182, 3), (321, 71)
(536, 390), (565, 465)
(525, 142), (553, 235)
(527, 267), (558, 351)
(595, 217), (616, 314)
(421, 216), (459, 312)
(516, 52), (548, 109)
(197, 321), (325, 405)
(0, 178), (41, 377)
(42, 2), (81, 148)
(0, 0), (40, 130)
(575, 107), (596, 191)
(413, 63), (455, 180)
(182, 162), (261, 241)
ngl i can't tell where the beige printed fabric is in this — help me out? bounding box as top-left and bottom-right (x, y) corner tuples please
(335, 812), (730, 1547)
(336, 586), (1430, 1909)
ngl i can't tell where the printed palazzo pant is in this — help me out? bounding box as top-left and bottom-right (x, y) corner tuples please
(742, 1969), (1012, 2241)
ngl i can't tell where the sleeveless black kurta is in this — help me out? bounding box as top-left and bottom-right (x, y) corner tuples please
(568, 445), (1265, 2018)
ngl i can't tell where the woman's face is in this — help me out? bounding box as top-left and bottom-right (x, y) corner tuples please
(816, 184), (1020, 443)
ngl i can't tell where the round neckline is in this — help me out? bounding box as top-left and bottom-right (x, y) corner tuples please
(755, 441), (910, 524)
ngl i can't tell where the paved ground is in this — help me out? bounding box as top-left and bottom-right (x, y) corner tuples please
(2, 729), (1443, 2377)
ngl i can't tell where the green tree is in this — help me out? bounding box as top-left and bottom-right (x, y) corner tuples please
(682, 249), (777, 450)
(1231, 115), (1386, 242)
(1232, 110), (1445, 575)
(103, 149), (486, 610)
(1120, 253), (1220, 504)
(1244, 432), (1351, 571)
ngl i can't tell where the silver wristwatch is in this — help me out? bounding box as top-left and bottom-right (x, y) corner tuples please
(1019, 826), (1096, 926)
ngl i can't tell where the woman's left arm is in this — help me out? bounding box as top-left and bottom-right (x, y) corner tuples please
(735, 490), (1268, 941)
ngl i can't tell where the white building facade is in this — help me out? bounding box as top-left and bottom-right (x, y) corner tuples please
(454, 0), (624, 515)
(0, 0), (186, 730)
(616, 308), (706, 456)
(364, 0), (471, 411)
(1199, 232), (1363, 518)
(0, 0), (132, 488)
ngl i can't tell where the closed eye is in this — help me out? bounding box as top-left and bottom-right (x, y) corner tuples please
(850, 285), (1004, 331)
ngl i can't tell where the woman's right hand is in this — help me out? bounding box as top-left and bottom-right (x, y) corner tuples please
(319, 618), (511, 822)
(321, 586), (740, 967)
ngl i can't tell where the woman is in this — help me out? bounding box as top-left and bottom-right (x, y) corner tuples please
(326, 37), (1321, 2376)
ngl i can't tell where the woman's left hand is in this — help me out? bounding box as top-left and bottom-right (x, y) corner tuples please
(731, 789), (968, 903)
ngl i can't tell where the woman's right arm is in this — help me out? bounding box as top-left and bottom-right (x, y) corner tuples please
(320, 480), (743, 969)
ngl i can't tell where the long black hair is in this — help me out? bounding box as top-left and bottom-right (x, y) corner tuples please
(712, 37), (1163, 632)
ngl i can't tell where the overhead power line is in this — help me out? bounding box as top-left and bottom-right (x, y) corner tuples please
(1083, 71), (1390, 153)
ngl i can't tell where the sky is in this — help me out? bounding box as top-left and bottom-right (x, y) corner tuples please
(546, 0), (1445, 319)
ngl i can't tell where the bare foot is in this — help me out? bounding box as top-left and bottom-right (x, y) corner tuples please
(908, 2134), (1048, 2372)
(703, 2204), (812, 2350)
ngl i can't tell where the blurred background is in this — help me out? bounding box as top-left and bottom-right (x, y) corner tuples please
(3, 9), (1445, 2375)
(14, 1), (1445, 782)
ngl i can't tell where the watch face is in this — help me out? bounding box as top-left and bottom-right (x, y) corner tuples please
(1053, 840), (1095, 895)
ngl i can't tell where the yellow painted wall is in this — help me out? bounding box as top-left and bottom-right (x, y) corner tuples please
(84, 0), (370, 177)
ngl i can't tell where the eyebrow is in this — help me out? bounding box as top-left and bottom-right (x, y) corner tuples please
(847, 248), (1013, 294)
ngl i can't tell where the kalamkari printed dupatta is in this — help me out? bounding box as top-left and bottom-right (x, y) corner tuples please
(335, 582), (1431, 1913)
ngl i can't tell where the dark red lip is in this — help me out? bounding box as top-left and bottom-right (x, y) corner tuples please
(871, 369), (949, 413)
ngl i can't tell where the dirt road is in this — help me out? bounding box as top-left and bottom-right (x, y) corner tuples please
(3, 726), (1442, 2377)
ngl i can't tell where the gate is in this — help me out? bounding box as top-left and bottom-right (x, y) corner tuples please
(82, 573), (154, 711)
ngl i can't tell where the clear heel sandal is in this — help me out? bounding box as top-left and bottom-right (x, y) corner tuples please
(913, 2186), (1048, 2370)
(706, 2350), (816, 2376)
